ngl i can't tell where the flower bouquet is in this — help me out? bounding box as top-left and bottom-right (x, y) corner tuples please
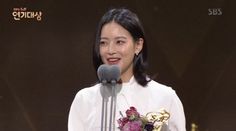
(117, 107), (170, 131)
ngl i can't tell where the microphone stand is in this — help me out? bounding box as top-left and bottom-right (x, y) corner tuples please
(100, 80), (117, 131)
(101, 80), (108, 131)
(109, 80), (117, 131)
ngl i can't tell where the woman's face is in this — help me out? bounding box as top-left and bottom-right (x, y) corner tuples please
(99, 22), (143, 82)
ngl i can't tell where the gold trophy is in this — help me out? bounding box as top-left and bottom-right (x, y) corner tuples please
(145, 108), (170, 131)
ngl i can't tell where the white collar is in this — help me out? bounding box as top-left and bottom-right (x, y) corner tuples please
(122, 76), (136, 87)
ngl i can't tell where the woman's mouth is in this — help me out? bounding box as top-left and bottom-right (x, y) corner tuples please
(107, 58), (120, 65)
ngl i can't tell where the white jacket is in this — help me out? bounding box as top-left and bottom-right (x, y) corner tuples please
(68, 76), (186, 131)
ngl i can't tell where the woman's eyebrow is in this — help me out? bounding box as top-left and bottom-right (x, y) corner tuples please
(100, 37), (109, 40)
(114, 36), (127, 40)
(100, 36), (127, 40)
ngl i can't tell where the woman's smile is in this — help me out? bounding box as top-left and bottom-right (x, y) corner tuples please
(106, 57), (121, 65)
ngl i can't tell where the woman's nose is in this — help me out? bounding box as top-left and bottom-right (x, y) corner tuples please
(108, 43), (116, 54)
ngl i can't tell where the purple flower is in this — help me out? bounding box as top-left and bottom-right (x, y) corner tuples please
(126, 107), (140, 120)
(122, 120), (142, 131)
(144, 123), (154, 131)
(118, 117), (129, 129)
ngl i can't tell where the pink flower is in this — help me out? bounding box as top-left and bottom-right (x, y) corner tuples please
(125, 106), (140, 120)
(122, 120), (142, 131)
(118, 117), (129, 129)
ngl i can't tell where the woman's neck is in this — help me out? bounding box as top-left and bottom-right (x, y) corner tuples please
(121, 71), (133, 83)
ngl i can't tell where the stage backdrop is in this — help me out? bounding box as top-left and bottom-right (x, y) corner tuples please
(1, 0), (235, 131)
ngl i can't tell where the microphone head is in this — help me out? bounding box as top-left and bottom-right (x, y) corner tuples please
(97, 64), (121, 84)
(97, 64), (108, 83)
(108, 65), (120, 82)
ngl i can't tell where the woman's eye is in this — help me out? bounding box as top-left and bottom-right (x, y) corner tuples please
(99, 41), (107, 46)
(116, 40), (125, 45)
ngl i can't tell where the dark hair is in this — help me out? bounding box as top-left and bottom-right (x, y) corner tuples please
(93, 8), (150, 86)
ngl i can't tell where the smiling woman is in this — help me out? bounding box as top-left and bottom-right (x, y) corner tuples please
(68, 8), (186, 131)
(93, 8), (149, 87)
(99, 21), (143, 83)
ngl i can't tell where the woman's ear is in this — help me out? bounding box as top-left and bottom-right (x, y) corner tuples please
(135, 38), (144, 55)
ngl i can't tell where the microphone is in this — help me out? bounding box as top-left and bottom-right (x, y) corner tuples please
(97, 64), (121, 131)
(97, 64), (121, 84)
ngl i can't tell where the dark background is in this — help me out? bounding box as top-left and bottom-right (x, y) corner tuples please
(1, 0), (235, 131)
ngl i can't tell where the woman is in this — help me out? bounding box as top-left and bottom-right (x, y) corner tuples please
(68, 8), (186, 131)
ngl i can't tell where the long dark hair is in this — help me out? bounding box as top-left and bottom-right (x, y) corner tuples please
(93, 8), (150, 86)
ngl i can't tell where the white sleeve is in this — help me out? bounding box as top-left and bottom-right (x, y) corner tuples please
(68, 92), (85, 131)
(168, 91), (186, 131)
